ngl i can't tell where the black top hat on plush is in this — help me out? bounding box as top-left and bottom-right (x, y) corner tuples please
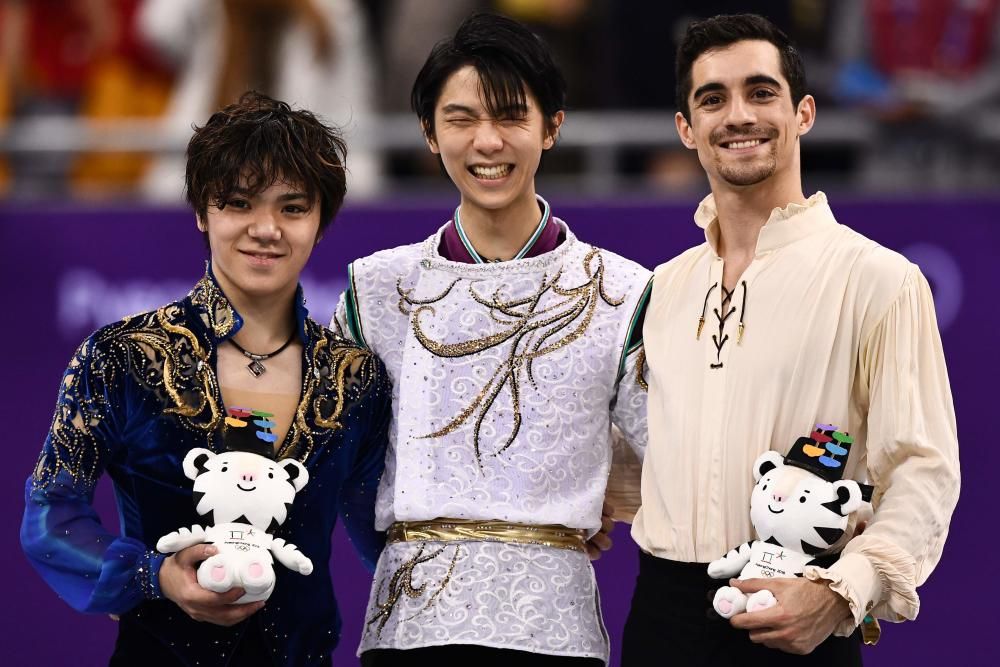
(785, 424), (873, 501)
(222, 407), (278, 459)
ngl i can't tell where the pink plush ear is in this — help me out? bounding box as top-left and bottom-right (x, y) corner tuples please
(832, 480), (864, 515)
(280, 458), (309, 492)
(182, 448), (215, 480)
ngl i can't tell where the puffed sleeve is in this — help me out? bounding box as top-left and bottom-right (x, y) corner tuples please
(804, 268), (960, 634)
(21, 337), (165, 614)
(611, 345), (649, 460)
(606, 278), (651, 523)
(337, 352), (392, 572)
(332, 290), (351, 341)
(610, 277), (651, 461)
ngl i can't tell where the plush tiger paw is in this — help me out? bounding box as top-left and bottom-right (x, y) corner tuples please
(197, 554), (236, 593)
(707, 557), (735, 579)
(290, 553), (313, 576)
(713, 586), (748, 619)
(746, 589), (777, 613)
(239, 559), (276, 595)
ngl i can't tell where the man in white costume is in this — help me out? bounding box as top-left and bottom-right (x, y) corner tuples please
(333, 13), (650, 667)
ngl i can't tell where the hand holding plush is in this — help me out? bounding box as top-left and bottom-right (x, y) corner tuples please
(157, 409), (313, 603)
(708, 425), (872, 619)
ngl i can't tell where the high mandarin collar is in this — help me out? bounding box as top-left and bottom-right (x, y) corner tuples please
(187, 263), (310, 345)
(694, 191), (835, 257)
(440, 194), (562, 263)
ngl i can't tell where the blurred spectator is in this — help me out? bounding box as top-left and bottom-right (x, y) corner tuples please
(0, 0), (23, 195)
(371, 0), (484, 182)
(0, 0), (171, 198)
(495, 0), (610, 109)
(376, 0), (486, 113)
(138, 0), (380, 201)
(1, 1), (101, 194)
(71, 0), (173, 196)
(3, 0), (1000, 198)
(833, 0), (1000, 190)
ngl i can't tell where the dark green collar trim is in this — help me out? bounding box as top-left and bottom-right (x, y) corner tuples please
(617, 277), (653, 381)
(344, 263), (367, 347)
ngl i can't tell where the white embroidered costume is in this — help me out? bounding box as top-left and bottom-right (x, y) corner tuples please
(335, 219), (650, 662)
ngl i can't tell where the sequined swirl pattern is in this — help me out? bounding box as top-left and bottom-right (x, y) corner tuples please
(397, 247), (625, 467)
(188, 272), (238, 339)
(279, 327), (378, 462)
(361, 541), (609, 660)
(32, 337), (111, 492)
(32, 307), (223, 492)
(366, 543), (461, 638)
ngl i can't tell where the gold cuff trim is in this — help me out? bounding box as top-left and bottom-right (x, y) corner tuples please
(387, 519), (588, 553)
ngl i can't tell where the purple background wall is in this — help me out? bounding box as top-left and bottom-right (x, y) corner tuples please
(1, 197), (992, 666)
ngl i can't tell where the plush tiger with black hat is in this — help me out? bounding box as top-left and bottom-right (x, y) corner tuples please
(708, 425), (873, 619)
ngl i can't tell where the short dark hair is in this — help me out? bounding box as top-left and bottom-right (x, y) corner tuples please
(675, 14), (806, 122)
(185, 91), (348, 234)
(411, 13), (567, 137)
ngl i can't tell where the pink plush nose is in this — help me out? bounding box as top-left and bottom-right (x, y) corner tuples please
(771, 492), (785, 502)
(241, 472), (256, 483)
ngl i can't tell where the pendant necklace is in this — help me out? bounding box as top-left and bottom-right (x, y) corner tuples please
(228, 330), (297, 377)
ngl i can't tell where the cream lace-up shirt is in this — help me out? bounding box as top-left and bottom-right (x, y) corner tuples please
(633, 192), (960, 635)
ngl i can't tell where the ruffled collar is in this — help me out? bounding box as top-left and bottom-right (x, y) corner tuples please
(187, 262), (310, 345)
(695, 191), (836, 256)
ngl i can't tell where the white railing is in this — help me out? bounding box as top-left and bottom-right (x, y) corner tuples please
(3, 110), (998, 194)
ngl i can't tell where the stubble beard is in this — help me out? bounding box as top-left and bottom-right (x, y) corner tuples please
(708, 125), (781, 187)
(716, 149), (778, 187)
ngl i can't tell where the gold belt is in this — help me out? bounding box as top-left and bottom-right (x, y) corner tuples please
(386, 519), (588, 553)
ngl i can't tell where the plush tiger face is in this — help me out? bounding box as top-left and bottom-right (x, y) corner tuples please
(182, 448), (309, 532)
(749, 451), (864, 557)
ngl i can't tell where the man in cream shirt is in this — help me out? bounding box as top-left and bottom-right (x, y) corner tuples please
(623, 14), (960, 666)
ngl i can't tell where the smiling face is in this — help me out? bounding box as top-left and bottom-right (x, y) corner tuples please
(185, 449), (308, 530)
(425, 65), (563, 219)
(675, 39), (814, 191)
(198, 179), (321, 308)
(749, 461), (849, 555)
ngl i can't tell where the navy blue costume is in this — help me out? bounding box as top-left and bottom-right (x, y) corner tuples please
(21, 268), (391, 666)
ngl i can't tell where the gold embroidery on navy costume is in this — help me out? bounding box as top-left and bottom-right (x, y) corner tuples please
(22, 266), (392, 667)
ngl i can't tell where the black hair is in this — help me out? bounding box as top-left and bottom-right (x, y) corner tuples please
(185, 91), (348, 235)
(410, 12), (567, 137)
(675, 14), (806, 122)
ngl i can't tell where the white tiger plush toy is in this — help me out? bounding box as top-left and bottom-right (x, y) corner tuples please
(709, 425), (872, 619)
(157, 408), (313, 603)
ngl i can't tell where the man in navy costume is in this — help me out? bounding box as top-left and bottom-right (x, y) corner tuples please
(22, 92), (392, 666)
